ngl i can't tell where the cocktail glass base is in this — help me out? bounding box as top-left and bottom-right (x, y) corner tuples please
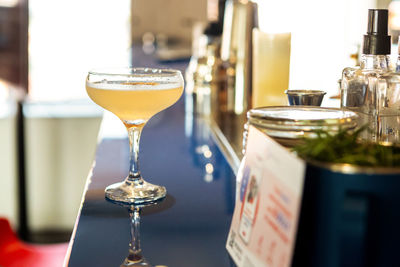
(105, 178), (166, 204)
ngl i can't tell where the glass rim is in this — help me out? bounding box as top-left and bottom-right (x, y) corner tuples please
(88, 67), (182, 77)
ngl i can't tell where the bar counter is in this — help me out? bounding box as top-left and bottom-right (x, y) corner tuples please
(64, 55), (237, 266)
(63, 47), (343, 266)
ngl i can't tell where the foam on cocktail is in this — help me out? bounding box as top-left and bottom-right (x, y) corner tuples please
(86, 80), (182, 91)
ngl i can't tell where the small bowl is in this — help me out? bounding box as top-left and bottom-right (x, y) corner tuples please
(285, 89), (326, 106)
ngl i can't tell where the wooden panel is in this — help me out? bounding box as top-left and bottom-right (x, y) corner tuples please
(0, 1), (28, 90)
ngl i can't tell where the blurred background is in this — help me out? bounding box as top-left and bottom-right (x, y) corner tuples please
(0, 0), (396, 244)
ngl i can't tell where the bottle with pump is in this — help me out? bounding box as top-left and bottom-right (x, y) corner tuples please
(341, 9), (391, 141)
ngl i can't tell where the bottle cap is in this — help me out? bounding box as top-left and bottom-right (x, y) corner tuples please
(363, 9), (391, 55)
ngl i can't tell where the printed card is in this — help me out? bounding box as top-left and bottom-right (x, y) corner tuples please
(226, 125), (306, 267)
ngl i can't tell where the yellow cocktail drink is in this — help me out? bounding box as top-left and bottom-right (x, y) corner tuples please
(86, 81), (183, 126)
(86, 68), (184, 204)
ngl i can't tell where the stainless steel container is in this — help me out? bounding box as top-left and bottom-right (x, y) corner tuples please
(243, 106), (358, 151)
(285, 89), (326, 106)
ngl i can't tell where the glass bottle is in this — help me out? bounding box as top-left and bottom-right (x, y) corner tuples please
(396, 39), (400, 72)
(375, 40), (400, 143)
(341, 9), (391, 142)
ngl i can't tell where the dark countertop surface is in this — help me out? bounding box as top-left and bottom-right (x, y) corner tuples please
(65, 48), (237, 267)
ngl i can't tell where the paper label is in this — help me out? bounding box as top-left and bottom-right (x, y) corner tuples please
(226, 125), (306, 267)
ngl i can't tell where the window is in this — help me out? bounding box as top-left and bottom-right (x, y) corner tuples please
(28, 0), (131, 101)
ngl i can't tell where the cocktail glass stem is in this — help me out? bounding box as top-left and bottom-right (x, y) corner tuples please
(104, 121), (166, 203)
(121, 206), (152, 267)
(127, 126), (143, 184)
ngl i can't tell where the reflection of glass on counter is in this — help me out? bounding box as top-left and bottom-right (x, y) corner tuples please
(106, 196), (175, 267)
(252, 29), (291, 108)
(121, 206), (150, 267)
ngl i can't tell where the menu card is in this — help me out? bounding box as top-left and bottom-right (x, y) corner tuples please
(226, 125), (306, 267)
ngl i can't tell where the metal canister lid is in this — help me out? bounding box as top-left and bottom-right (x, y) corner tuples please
(245, 106), (358, 148)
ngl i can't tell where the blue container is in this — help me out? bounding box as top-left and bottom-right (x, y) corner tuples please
(292, 162), (400, 267)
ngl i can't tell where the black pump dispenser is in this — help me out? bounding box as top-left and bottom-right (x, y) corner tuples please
(363, 9), (391, 55)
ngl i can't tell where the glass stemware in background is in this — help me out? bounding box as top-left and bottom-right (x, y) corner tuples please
(86, 68), (184, 203)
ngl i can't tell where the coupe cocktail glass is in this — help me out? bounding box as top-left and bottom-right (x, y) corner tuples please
(86, 68), (184, 203)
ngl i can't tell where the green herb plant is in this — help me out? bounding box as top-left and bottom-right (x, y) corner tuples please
(292, 126), (400, 167)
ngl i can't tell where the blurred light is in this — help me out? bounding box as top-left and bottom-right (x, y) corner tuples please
(205, 163), (214, 174)
(207, 55), (215, 66)
(0, 0), (18, 7)
(204, 174), (213, 183)
(201, 145), (210, 153)
(204, 150), (212, 158)
(0, 80), (10, 101)
(389, 1), (400, 30)
(204, 74), (213, 82)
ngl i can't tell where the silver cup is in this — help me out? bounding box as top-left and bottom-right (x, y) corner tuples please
(285, 89), (326, 106)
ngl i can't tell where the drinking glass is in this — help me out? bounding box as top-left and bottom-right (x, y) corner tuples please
(86, 68), (184, 203)
(252, 29), (291, 108)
